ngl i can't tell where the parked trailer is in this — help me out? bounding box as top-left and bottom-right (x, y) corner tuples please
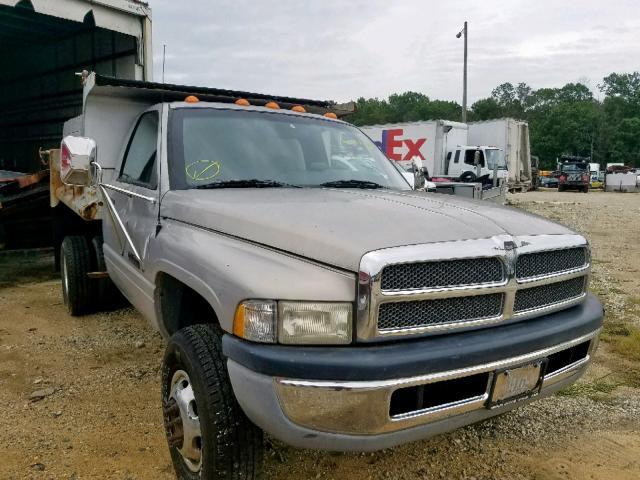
(360, 120), (467, 176)
(605, 170), (640, 192)
(468, 118), (533, 192)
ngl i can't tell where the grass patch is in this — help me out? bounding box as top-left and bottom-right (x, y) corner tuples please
(602, 319), (633, 338)
(591, 258), (612, 265)
(606, 327), (640, 362)
(557, 381), (618, 399)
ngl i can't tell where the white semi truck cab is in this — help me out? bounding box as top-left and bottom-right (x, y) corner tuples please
(443, 145), (507, 181)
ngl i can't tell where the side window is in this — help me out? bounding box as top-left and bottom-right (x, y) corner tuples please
(119, 112), (159, 189)
(453, 150), (460, 163)
(446, 151), (452, 161)
(464, 149), (485, 167)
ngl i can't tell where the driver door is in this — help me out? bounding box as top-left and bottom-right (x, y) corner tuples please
(102, 107), (161, 318)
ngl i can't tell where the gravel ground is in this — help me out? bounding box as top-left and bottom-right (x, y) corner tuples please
(0, 190), (639, 479)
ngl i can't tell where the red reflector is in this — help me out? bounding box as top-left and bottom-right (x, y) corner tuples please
(61, 143), (71, 169)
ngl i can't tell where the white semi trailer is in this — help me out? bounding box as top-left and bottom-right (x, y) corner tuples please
(360, 120), (508, 180)
(468, 118), (533, 192)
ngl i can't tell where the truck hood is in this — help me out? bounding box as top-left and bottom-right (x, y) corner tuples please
(160, 189), (573, 272)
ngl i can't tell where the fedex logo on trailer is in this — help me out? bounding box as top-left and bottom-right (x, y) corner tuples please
(373, 129), (427, 161)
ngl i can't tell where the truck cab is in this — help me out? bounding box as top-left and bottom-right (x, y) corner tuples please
(445, 145), (507, 181)
(558, 156), (591, 193)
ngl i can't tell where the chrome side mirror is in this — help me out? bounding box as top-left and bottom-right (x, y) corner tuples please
(412, 156), (426, 190)
(60, 136), (97, 187)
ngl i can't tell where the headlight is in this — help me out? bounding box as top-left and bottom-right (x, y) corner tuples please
(278, 301), (352, 345)
(233, 300), (352, 345)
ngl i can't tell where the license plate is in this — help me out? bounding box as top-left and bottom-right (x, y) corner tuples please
(489, 361), (544, 407)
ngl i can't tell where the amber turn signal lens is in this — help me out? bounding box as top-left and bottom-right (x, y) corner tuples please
(233, 304), (246, 337)
(265, 101), (280, 109)
(291, 105), (306, 113)
(235, 98), (250, 106)
(185, 95), (199, 103)
(324, 112), (337, 119)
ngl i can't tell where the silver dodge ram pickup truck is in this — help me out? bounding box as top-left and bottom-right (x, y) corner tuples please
(53, 74), (603, 480)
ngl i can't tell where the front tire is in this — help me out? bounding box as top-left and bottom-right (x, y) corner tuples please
(60, 236), (94, 316)
(161, 324), (264, 480)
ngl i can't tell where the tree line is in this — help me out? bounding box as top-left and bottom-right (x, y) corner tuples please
(347, 72), (640, 170)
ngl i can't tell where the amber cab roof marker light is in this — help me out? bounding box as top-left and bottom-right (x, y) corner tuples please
(235, 98), (251, 106)
(291, 105), (306, 113)
(324, 112), (337, 119)
(184, 95), (200, 103)
(265, 101), (280, 109)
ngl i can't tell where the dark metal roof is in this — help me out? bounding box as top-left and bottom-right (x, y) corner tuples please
(0, 2), (90, 49)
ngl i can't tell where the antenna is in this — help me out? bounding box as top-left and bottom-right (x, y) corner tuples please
(162, 44), (167, 83)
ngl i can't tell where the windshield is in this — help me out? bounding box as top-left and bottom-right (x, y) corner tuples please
(485, 149), (506, 170)
(169, 108), (411, 190)
(561, 163), (588, 172)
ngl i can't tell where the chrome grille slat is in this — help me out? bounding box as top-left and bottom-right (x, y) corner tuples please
(378, 294), (504, 331)
(516, 247), (588, 280)
(514, 276), (586, 313)
(381, 257), (504, 291)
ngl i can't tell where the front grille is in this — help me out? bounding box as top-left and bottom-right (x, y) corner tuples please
(514, 276), (586, 313)
(378, 294), (504, 331)
(516, 247), (587, 280)
(381, 257), (504, 291)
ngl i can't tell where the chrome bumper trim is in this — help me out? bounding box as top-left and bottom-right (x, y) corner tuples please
(274, 329), (599, 435)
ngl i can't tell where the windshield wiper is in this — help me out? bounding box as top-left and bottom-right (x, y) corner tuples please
(319, 180), (387, 189)
(194, 179), (301, 189)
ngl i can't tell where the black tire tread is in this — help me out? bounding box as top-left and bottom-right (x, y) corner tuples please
(61, 236), (93, 316)
(164, 324), (263, 480)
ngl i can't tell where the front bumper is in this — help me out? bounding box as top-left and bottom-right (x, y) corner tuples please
(223, 294), (603, 451)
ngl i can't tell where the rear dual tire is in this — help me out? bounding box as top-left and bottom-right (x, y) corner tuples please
(60, 235), (123, 316)
(60, 236), (94, 316)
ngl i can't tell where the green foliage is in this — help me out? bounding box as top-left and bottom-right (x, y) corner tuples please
(348, 72), (640, 169)
(349, 92), (460, 126)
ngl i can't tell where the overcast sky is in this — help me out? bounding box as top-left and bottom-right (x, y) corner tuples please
(150, 0), (640, 104)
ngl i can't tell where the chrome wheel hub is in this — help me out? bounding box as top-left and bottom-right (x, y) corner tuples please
(165, 370), (202, 473)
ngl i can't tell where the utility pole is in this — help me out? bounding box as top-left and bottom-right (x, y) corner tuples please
(456, 21), (468, 122)
(162, 44), (167, 83)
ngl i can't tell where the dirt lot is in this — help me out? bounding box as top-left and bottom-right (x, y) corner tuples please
(1, 190), (639, 480)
